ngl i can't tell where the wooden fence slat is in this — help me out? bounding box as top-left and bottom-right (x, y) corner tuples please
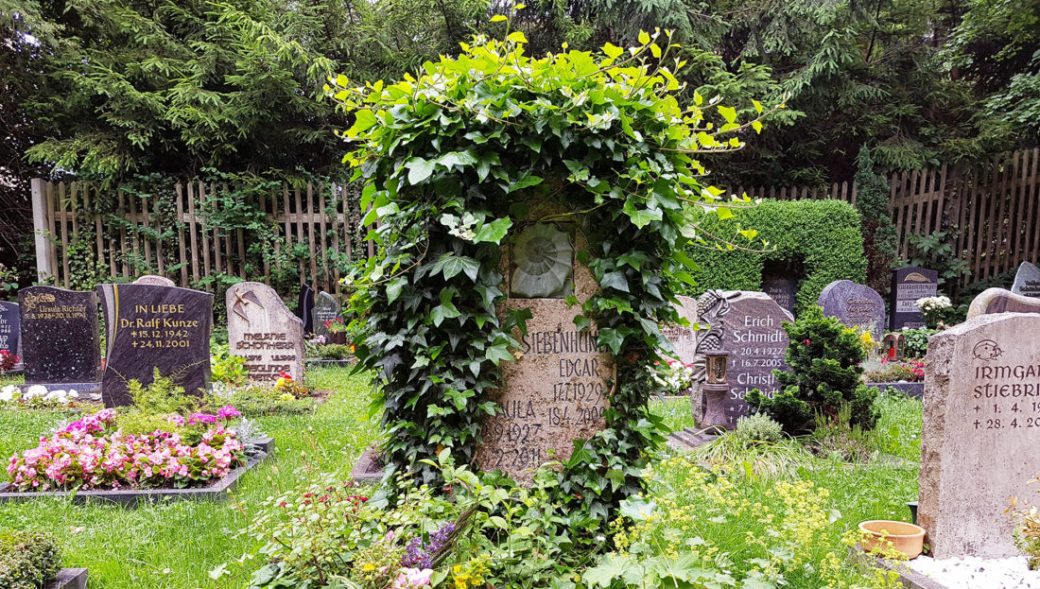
(194, 181), (210, 278)
(69, 183), (79, 238)
(46, 183), (60, 285)
(1027, 148), (1040, 263)
(141, 192), (153, 271)
(330, 183), (341, 295)
(154, 192), (165, 276)
(1003, 151), (1023, 275)
(307, 183), (318, 290)
(318, 183), (329, 291)
(89, 186), (104, 276)
(57, 182), (70, 287)
(295, 186), (305, 284)
(236, 184), (246, 280)
(176, 183), (190, 285)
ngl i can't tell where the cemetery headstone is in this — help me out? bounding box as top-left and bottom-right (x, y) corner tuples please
(967, 288), (1040, 318)
(474, 223), (610, 483)
(889, 266), (938, 330)
(0, 301), (19, 361)
(297, 284), (315, 334)
(134, 275), (176, 287)
(311, 291), (342, 339)
(698, 291), (793, 429)
(227, 282), (305, 382)
(18, 287), (101, 385)
(762, 274), (798, 316)
(661, 295), (699, 381)
(98, 283), (212, 407)
(818, 279), (886, 339)
(1011, 261), (1040, 298)
(919, 312), (1040, 558)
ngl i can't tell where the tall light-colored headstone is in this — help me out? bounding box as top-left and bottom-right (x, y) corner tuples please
(919, 313), (1040, 558)
(661, 295), (699, 378)
(1011, 261), (1040, 298)
(967, 288), (1040, 318)
(475, 223), (611, 483)
(227, 282), (305, 382)
(134, 275), (176, 287)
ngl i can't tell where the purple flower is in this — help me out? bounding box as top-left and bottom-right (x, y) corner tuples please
(188, 413), (218, 425)
(401, 522), (456, 569)
(217, 405), (241, 420)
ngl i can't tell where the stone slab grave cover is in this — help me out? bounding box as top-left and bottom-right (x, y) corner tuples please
(98, 283), (212, 407)
(1011, 261), (1040, 298)
(298, 284), (315, 334)
(311, 291), (342, 338)
(967, 288), (1040, 319)
(227, 282), (305, 382)
(818, 279), (886, 340)
(0, 301), (19, 360)
(18, 287), (101, 385)
(474, 222), (612, 483)
(134, 275), (176, 286)
(890, 266), (938, 330)
(762, 274), (798, 316)
(919, 312), (1040, 558)
(698, 291), (793, 429)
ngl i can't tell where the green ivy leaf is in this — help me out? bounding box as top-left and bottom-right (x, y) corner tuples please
(600, 271), (630, 293)
(473, 217), (512, 244)
(405, 157), (436, 185)
(485, 343), (514, 365)
(597, 328), (624, 355)
(385, 276), (407, 303)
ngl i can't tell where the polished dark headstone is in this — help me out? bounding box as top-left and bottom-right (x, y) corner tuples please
(1011, 261), (1040, 298)
(18, 287), (100, 384)
(889, 266), (938, 330)
(818, 279), (886, 339)
(762, 274), (798, 316)
(0, 301), (20, 359)
(98, 283), (212, 407)
(311, 291), (342, 338)
(298, 284), (315, 334)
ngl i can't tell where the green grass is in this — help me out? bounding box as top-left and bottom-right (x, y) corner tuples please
(648, 395), (694, 432)
(0, 366), (379, 589)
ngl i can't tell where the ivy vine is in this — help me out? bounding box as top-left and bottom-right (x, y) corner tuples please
(331, 29), (765, 516)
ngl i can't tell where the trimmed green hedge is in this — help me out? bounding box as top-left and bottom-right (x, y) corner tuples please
(687, 199), (867, 312)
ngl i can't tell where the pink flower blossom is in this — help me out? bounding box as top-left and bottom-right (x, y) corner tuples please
(217, 405), (241, 420)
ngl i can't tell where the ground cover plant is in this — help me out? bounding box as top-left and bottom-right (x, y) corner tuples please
(0, 530), (61, 589)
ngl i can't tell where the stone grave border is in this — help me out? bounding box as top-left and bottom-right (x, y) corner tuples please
(305, 358), (354, 367)
(866, 382), (924, 398)
(45, 568), (88, 589)
(0, 437), (273, 506)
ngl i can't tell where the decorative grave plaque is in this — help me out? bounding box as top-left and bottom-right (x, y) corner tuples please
(227, 282), (305, 382)
(919, 313), (1040, 558)
(98, 284), (212, 407)
(762, 274), (798, 316)
(818, 279), (886, 340)
(476, 223), (608, 483)
(706, 291), (793, 429)
(134, 275), (176, 287)
(18, 287), (100, 384)
(298, 284), (315, 334)
(889, 266), (938, 330)
(1011, 261), (1040, 298)
(967, 288), (1040, 318)
(0, 301), (19, 360)
(311, 291), (342, 338)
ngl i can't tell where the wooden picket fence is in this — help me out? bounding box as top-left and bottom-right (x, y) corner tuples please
(30, 148), (1040, 292)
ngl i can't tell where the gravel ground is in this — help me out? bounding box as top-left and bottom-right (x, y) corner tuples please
(910, 555), (1040, 588)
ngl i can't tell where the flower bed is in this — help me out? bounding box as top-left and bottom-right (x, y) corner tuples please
(1, 384), (85, 408)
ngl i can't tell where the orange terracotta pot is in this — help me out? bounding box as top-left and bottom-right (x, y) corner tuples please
(859, 520), (926, 559)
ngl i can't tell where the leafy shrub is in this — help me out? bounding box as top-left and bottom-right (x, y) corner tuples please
(685, 199), (867, 312)
(316, 343), (353, 360)
(0, 531), (61, 589)
(207, 385), (315, 417)
(905, 229), (971, 289)
(900, 327), (936, 359)
(211, 351), (248, 386)
(735, 412), (784, 443)
(747, 306), (879, 435)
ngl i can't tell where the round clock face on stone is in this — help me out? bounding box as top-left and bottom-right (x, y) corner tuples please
(510, 223), (574, 299)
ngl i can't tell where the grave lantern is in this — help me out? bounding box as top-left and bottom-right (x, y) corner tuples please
(699, 350), (731, 432)
(704, 350), (729, 385)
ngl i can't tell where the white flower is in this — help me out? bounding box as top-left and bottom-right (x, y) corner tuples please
(24, 385), (47, 399)
(439, 212), (478, 242)
(0, 385), (18, 403)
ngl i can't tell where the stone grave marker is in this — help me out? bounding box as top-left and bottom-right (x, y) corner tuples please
(134, 275), (176, 287)
(818, 279), (886, 340)
(661, 295), (699, 379)
(98, 283), (212, 407)
(297, 284), (315, 334)
(311, 291), (342, 338)
(889, 266), (938, 330)
(474, 222), (611, 483)
(700, 291), (793, 429)
(227, 282), (305, 382)
(1011, 261), (1040, 298)
(967, 288), (1040, 318)
(762, 274), (798, 316)
(919, 312), (1040, 558)
(0, 301), (19, 361)
(18, 287), (101, 386)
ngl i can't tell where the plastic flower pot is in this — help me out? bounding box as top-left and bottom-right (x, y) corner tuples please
(859, 520), (925, 559)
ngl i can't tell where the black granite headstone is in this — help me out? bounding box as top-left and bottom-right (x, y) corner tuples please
(889, 266), (938, 330)
(98, 283), (213, 407)
(311, 291), (342, 337)
(18, 287), (101, 384)
(298, 284), (315, 334)
(762, 274), (798, 316)
(0, 301), (19, 360)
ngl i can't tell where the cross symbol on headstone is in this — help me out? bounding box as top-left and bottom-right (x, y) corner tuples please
(974, 405), (981, 413)
(974, 419), (981, 429)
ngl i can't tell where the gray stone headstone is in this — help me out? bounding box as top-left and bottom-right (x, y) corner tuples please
(817, 280), (886, 340)
(762, 275), (798, 316)
(227, 282), (305, 382)
(0, 301), (20, 361)
(98, 283), (212, 407)
(134, 275), (176, 287)
(1011, 261), (1040, 298)
(889, 266), (938, 330)
(967, 288), (1040, 318)
(661, 295), (699, 371)
(18, 287), (100, 384)
(919, 313), (1040, 558)
(311, 291), (342, 338)
(698, 291), (793, 429)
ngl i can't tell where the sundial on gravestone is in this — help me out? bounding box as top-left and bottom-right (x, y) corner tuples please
(510, 224), (574, 299)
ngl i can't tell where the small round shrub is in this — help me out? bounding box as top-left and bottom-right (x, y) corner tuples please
(0, 531), (61, 589)
(900, 328), (937, 359)
(735, 413), (784, 443)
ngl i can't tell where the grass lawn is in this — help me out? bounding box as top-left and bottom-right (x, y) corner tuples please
(0, 372), (921, 588)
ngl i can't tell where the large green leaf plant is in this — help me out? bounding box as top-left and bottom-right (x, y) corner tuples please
(329, 26), (763, 518)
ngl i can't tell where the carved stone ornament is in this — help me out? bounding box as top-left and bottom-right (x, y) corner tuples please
(510, 223), (574, 299)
